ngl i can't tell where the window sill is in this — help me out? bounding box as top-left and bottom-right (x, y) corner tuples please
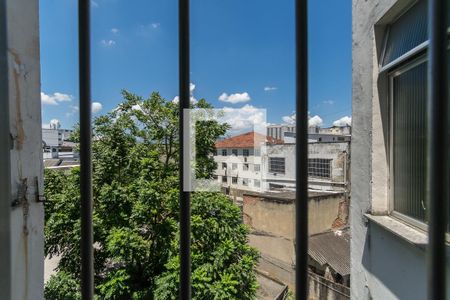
(364, 214), (428, 250)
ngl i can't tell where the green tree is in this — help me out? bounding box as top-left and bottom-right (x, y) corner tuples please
(44, 91), (258, 299)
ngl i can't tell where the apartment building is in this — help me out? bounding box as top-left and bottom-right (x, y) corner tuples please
(214, 131), (277, 194)
(352, 0), (450, 299)
(261, 142), (350, 192)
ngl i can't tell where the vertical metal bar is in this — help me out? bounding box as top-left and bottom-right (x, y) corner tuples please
(79, 0), (94, 299)
(0, 0), (11, 298)
(427, 0), (448, 299)
(295, 0), (308, 299)
(179, 0), (191, 298)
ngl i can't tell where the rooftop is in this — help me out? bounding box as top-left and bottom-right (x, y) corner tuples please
(308, 229), (350, 276)
(215, 131), (281, 149)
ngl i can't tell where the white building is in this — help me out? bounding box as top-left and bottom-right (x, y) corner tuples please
(214, 131), (274, 194)
(214, 131), (350, 194)
(42, 127), (74, 159)
(261, 142), (350, 192)
(266, 124), (296, 141)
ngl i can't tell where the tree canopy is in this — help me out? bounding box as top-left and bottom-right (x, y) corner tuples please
(44, 91), (259, 299)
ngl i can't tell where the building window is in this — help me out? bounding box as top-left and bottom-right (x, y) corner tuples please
(242, 178), (249, 186)
(382, 0), (450, 229)
(268, 157), (285, 174)
(243, 163), (249, 171)
(213, 175), (218, 180)
(308, 158), (332, 179)
(232, 149), (238, 156)
(254, 148), (261, 156)
(221, 149), (227, 156)
(222, 162), (227, 170)
(232, 177), (238, 184)
(254, 179), (260, 187)
(269, 183), (284, 190)
(243, 149), (250, 156)
(232, 163), (237, 170)
(254, 164), (260, 172)
(222, 176), (227, 183)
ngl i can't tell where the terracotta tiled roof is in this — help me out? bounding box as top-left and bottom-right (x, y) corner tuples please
(215, 131), (281, 148)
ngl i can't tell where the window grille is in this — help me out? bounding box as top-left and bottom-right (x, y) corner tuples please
(243, 149), (250, 156)
(243, 163), (249, 171)
(269, 157), (285, 174)
(254, 179), (260, 187)
(242, 178), (249, 186)
(221, 149), (227, 156)
(232, 177), (238, 184)
(254, 164), (260, 172)
(232, 149), (238, 156)
(222, 176), (227, 183)
(232, 163), (237, 170)
(308, 158), (332, 179)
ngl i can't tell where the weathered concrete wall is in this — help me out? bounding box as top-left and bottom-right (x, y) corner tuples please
(261, 143), (350, 192)
(352, 0), (450, 299)
(243, 192), (347, 290)
(3, 0), (44, 298)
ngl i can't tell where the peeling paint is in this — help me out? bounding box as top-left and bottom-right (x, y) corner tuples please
(8, 48), (25, 151)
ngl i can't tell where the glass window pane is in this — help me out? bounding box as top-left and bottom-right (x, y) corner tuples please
(392, 60), (427, 222)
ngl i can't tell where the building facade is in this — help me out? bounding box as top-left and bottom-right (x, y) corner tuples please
(214, 132), (272, 195)
(261, 142), (350, 192)
(352, 0), (450, 299)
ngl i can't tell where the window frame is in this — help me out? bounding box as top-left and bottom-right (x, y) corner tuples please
(385, 38), (450, 235)
(307, 158), (332, 179)
(268, 157), (286, 174)
(388, 55), (426, 229)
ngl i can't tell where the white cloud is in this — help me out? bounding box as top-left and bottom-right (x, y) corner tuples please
(111, 28), (119, 34)
(282, 113), (296, 124)
(100, 39), (116, 47)
(333, 116), (352, 127)
(218, 104), (267, 134)
(264, 86), (277, 91)
(41, 91), (73, 105)
(218, 92), (251, 104)
(151, 23), (160, 29)
(172, 82), (197, 104)
(65, 105), (79, 118)
(308, 115), (323, 127)
(92, 102), (103, 113)
(91, 0), (99, 7)
(281, 112), (323, 127)
(323, 100), (334, 105)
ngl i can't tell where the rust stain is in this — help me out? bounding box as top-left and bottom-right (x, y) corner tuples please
(8, 48), (25, 151)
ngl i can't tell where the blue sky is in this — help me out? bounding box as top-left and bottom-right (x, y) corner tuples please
(40, 0), (351, 130)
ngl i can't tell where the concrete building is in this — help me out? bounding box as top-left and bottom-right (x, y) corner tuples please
(261, 142), (350, 192)
(268, 124), (351, 142)
(42, 127), (74, 159)
(243, 191), (349, 294)
(266, 124), (296, 141)
(352, 0), (450, 299)
(214, 131), (281, 195)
